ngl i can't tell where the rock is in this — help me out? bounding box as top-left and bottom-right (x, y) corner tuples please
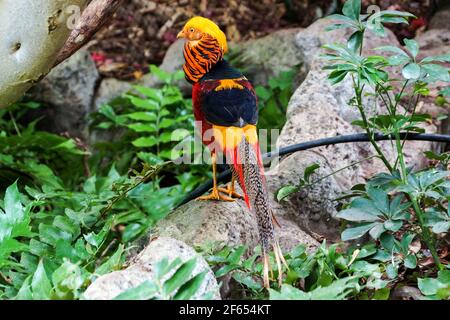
(141, 39), (190, 95)
(26, 49), (99, 138)
(93, 78), (132, 110)
(416, 30), (450, 60)
(154, 191), (319, 254)
(266, 151), (343, 242)
(390, 285), (424, 300)
(229, 28), (305, 87)
(415, 22), (450, 134)
(0, 0), (88, 108)
(429, 6), (450, 30)
(83, 237), (220, 300)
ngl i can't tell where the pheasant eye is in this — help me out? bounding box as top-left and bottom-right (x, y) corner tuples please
(189, 28), (194, 33)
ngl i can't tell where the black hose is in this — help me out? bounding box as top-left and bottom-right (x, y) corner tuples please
(177, 132), (450, 207)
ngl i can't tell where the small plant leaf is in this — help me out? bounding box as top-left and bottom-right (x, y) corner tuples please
(402, 63), (421, 79)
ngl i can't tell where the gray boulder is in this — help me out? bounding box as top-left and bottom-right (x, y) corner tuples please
(266, 151), (343, 242)
(93, 78), (132, 111)
(415, 13), (450, 136)
(429, 6), (450, 30)
(154, 186), (320, 254)
(83, 237), (220, 300)
(230, 28), (305, 87)
(26, 49), (99, 138)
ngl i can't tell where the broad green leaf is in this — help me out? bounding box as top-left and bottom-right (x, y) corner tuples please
(404, 254), (417, 269)
(137, 152), (163, 165)
(270, 276), (360, 300)
(52, 139), (86, 155)
(432, 221), (450, 233)
(132, 136), (158, 148)
(379, 233), (395, 251)
(125, 112), (157, 121)
(418, 277), (448, 296)
(126, 96), (159, 110)
(15, 276), (33, 300)
(163, 258), (197, 296)
(326, 14), (358, 26)
(421, 63), (450, 82)
(402, 63), (421, 80)
(386, 263), (398, 279)
(336, 208), (380, 222)
(383, 220), (402, 232)
(374, 45), (409, 57)
(348, 31), (363, 53)
(39, 224), (71, 246)
(52, 260), (84, 299)
(113, 281), (159, 300)
(388, 54), (410, 66)
(4, 181), (24, 226)
(255, 86), (271, 101)
(173, 271), (208, 300)
(373, 287), (390, 300)
(133, 86), (163, 101)
(159, 118), (176, 129)
(228, 245), (246, 265)
(341, 222), (377, 241)
(404, 39), (419, 58)
(0, 182), (33, 266)
(342, 0), (361, 21)
(304, 163), (320, 181)
(277, 185), (298, 201)
(328, 70), (348, 85)
(232, 271), (262, 291)
(127, 123), (157, 133)
(367, 187), (389, 214)
(269, 284), (309, 300)
(215, 264), (240, 278)
(421, 53), (450, 64)
(368, 223), (385, 239)
(150, 65), (171, 84)
(31, 260), (53, 300)
(95, 244), (124, 276)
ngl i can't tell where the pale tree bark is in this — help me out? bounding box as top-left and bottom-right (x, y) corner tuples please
(0, 0), (124, 108)
(55, 0), (125, 67)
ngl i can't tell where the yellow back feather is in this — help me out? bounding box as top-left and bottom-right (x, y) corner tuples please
(183, 16), (228, 53)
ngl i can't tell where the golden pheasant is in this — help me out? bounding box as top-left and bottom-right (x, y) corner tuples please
(177, 16), (287, 288)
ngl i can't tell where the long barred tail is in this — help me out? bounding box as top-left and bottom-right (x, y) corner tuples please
(229, 138), (275, 255)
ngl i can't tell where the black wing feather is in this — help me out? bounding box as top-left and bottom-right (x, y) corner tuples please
(200, 86), (258, 127)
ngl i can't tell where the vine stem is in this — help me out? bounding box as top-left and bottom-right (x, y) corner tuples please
(9, 111), (21, 136)
(411, 197), (442, 269)
(352, 75), (393, 172)
(394, 130), (442, 269)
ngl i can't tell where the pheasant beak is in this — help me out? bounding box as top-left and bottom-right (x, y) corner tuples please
(177, 30), (185, 39)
